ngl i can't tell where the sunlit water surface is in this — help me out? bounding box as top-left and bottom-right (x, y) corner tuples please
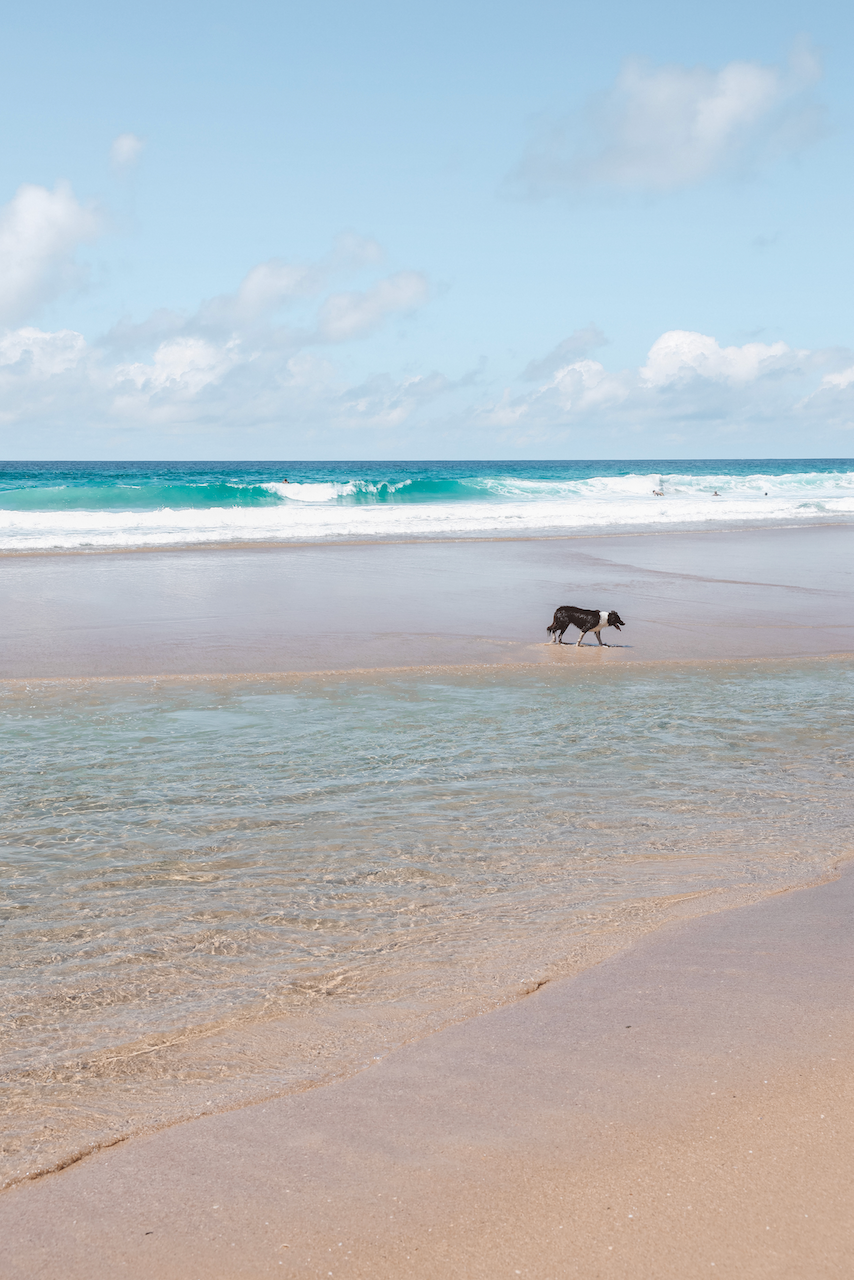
(2, 660), (852, 1186)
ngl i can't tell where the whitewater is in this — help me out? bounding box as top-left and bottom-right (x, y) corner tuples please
(1, 460), (852, 551)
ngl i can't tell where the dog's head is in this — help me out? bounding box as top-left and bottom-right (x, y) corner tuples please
(607, 611), (625, 630)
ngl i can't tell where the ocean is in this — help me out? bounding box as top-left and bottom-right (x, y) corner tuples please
(1, 459), (853, 551)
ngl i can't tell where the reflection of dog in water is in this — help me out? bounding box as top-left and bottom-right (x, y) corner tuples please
(547, 606), (626, 647)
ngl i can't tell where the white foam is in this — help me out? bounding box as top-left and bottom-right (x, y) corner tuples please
(2, 479), (854, 552)
(262, 480), (357, 502)
(2, 470), (853, 551)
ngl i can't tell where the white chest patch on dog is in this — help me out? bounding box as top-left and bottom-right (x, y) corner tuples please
(598, 611), (609, 630)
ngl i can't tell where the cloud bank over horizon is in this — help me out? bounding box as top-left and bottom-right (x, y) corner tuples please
(2, 252), (852, 455)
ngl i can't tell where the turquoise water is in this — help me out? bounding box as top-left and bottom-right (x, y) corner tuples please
(2, 660), (852, 1186)
(0, 460), (852, 549)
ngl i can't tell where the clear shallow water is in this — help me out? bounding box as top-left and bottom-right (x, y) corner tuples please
(2, 659), (852, 1187)
(1, 459), (852, 550)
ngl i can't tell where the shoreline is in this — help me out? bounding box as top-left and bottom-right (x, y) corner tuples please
(0, 515), (852, 560)
(4, 860), (854, 1278)
(1, 648), (853, 689)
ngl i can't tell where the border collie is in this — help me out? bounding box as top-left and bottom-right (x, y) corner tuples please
(547, 606), (625, 647)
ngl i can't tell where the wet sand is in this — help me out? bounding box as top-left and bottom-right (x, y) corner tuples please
(3, 863), (853, 1279)
(1, 523), (852, 677)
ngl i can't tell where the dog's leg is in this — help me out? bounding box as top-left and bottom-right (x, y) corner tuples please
(576, 629), (589, 647)
(595, 630), (605, 646)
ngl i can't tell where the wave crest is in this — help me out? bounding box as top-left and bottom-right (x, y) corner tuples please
(1, 464), (852, 550)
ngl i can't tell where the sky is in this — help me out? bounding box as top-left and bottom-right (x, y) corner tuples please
(0, 0), (853, 460)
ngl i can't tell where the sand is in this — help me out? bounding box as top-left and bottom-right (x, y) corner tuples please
(2, 863), (853, 1278)
(3, 523), (854, 1277)
(1, 523), (852, 676)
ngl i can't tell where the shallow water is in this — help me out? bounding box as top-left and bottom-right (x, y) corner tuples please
(2, 658), (853, 1187)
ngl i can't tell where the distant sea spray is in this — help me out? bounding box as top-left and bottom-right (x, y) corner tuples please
(0, 460), (852, 551)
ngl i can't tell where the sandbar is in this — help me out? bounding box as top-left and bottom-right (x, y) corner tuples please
(1, 523), (852, 678)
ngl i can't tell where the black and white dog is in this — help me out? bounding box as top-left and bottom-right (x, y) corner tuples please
(547, 606), (625, 647)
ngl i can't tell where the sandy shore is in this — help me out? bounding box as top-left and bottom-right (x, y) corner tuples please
(3, 862), (853, 1278)
(1, 523), (852, 676)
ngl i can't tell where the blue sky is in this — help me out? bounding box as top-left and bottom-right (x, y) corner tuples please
(0, 0), (852, 459)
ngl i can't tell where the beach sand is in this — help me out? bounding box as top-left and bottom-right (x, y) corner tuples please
(3, 523), (853, 1277)
(3, 863), (853, 1279)
(1, 523), (852, 677)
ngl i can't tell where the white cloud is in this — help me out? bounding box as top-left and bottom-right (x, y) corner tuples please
(103, 254), (428, 353)
(474, 328), (847, 447)
(0, 182), (102, 326)
(0, 246), (435, 434)
(4, 255), (851, 451)
(818, 365), (854, 391)
(340, 370), (451, 428)
(515, 42), (823, 194)
(197, 259), (319, 330)
(641, 331), (802, 386)
(318, 272), (428, 341)
(110, 133), (145, 169)
(116, 336), (242, 395)
(0, 326), (87, 377)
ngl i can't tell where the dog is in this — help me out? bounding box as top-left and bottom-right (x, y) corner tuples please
(547, 606), (625, 647)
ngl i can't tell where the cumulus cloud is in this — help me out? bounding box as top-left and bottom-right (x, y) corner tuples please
(0, 182), (102, 326)
(340, 370), (452, 427)
(640, 330), (804, 385)
(0, 326), (87, 378)
(473, 327), (850, 447)
(817, 365), (854, 392)
(197, 259), (319, 331)
(4, 247), (850, 449)
(0, 317), (837, 447)
(110, 133), (145, 169)
(115, 336), (242, 397)
(318, 271), (428, 341)
(514, 40), (823, 194)
(0, 240), (438, 440)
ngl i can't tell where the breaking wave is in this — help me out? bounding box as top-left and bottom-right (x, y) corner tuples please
(1, 461), (852, 550)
